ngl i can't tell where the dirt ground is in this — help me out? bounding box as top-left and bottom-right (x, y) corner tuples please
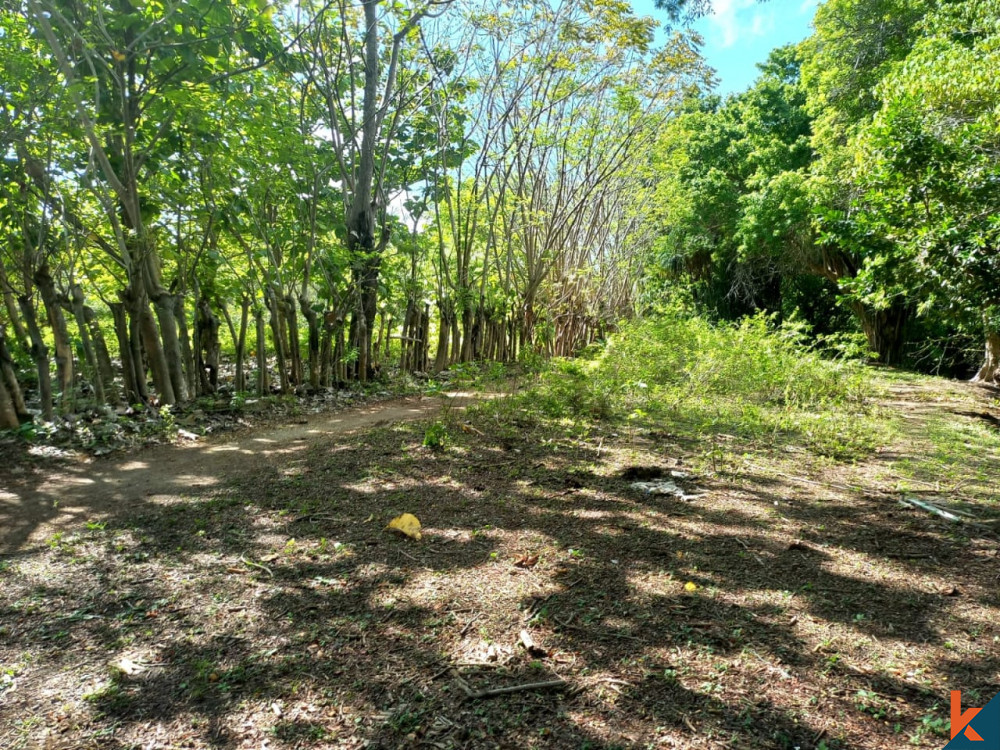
(1, 379), (998, 749)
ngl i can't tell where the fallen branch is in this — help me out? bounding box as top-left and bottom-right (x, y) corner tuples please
(899, 496), (963, 522)
(897, 497), (999, 536)
(458, 678), (569, 700)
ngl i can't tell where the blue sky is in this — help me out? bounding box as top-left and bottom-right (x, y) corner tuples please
(631, 0), (821, 95)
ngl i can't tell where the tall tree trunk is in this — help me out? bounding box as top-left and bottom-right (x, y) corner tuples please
(17, 294), (53, 420)
(459, 306), (474, 363)
(175, 294), (197, 398)
(110, 301), (142, 404)
(374, 309), (386, 370)
(335, 320), (347, 384)
(83, 305), (117, 404)
(0, 264), (28, 349)
(151, 293), (188, 402)
(267, 292), (290, 392)
(348, 263), (378, 381)
(433, 299), (451, 374)
(197, 299), (221, 394)
(34, 264), (74, 406)
(320, 311), (335, 388)
(67, 284), (105, 405)
(419, 304), (431, 372)
(138, 300), (175, 404)
(450, 314), (461, 365)
(300, 297), (320, 391)
(973, 331), (1000, 385)
(284, 296), (303, 387)
(192, 287), (204, 397)
(255, 308), (269, 396)
(0, 325), (29, 422)
(400, 301), (415, 372)
(235, 297), (250, 393)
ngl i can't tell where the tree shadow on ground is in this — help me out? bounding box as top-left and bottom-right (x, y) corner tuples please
(1, 412), (996, 749)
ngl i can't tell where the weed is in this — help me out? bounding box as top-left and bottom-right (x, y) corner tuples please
(423, 421), (449, 452)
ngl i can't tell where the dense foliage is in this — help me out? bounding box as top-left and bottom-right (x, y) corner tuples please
(651, 0), (1000, 379)
(476, 310), (885, 462)
(0, 0), (997, 434)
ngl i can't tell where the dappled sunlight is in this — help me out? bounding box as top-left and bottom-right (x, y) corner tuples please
(2, 381), (998, 749)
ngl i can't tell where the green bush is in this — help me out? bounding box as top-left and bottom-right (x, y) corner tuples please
(473, 311), (888, 460)
(423, 420), (449, 452)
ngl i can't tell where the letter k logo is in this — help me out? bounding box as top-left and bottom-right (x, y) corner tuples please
(953, 691), (985, 741)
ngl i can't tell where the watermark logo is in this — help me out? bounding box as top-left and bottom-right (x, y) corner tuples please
(945, 691), (1000, 749)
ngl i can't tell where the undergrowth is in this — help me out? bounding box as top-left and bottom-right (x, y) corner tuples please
(472, 313), (892, 462)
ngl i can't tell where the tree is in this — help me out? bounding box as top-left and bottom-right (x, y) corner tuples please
(798, 0), (934, 364)
(851, 0), (1000, 381)
(23, 0), (281, 403)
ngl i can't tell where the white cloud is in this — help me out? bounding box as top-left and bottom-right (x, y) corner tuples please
(707, 0), (777, 49)
(798, 0), (820, 15)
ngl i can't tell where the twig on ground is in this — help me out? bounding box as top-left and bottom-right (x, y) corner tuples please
(429, 665), (454, 681)
(734, 537), (767, 566)
(238, 554), (274, 577)
(458, 679), (569, 700)
(460, 613), (482, 637)
(396, 548), (420, 562)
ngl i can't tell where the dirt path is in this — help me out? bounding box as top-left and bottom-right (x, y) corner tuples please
(0, 392), (476, 556)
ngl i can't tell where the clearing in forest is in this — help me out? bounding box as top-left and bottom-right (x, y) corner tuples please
(1, 374), (999, 750)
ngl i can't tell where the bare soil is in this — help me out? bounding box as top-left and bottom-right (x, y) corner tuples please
(1, 379), (998, 749)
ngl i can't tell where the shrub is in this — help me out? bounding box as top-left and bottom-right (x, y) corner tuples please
(472, 311), (888, 460)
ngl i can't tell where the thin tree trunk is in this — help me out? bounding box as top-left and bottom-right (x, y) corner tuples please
(460, 307), (474, 363)
(84, 306), (117, 404)
(320, 311), (335, 388)
(235, 297), (250, 393)
(175, 294), (197, 398)
(110, 302), (141, 404)
(255, 308), (269, 396)
(400, 301), (415, 372)
(300, 297), (320, 391)
(34, 265), (73, 406)
(433, 299), (450, 374)
(18, 294), (53, 420)
(267, 292), (290, 392)
(450, 314), (461, 365)
(284, 296), (302, 387)
(139, 301), (175, 404)
(192, 286), (204, 396)
(151, 293), (188, 402)
(67, 285), (105, 405)
(197, 299), (221, 394)
(420, 304), (431, 372)
(0, 264), (28, 348)
(335, 321), (347, 384)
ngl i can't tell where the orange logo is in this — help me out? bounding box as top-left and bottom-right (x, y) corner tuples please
(953, 691), (985, 741)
